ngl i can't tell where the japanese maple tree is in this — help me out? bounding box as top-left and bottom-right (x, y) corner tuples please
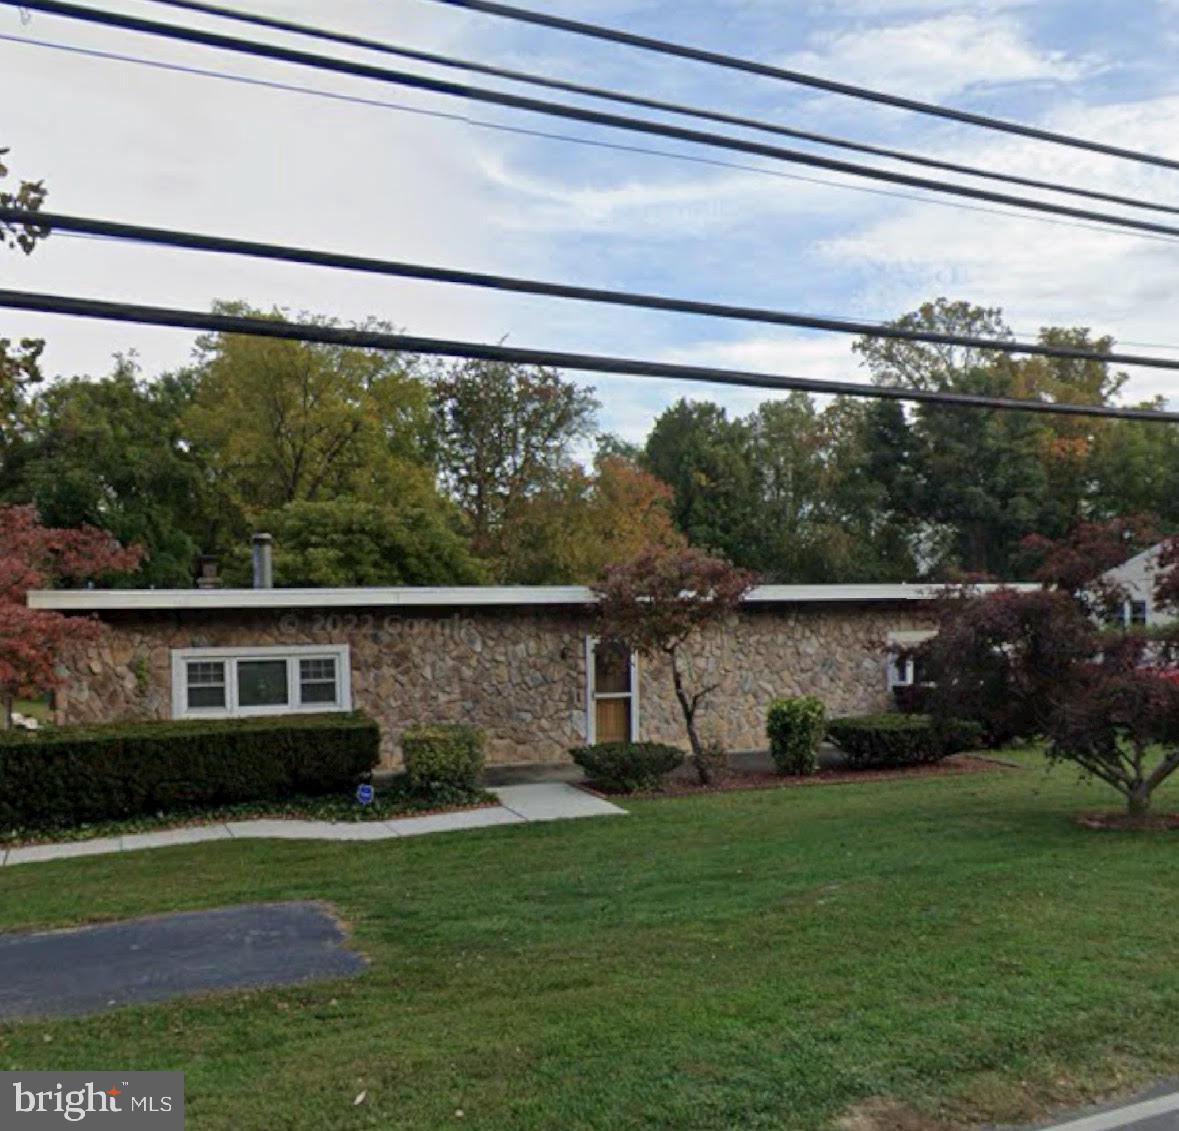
(593, 547), (756, 783)
(0, 505), (141, 727)
(922, 520), (1179, 820)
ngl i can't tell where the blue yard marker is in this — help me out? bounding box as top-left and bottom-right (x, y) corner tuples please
(356, 783), (374, 806)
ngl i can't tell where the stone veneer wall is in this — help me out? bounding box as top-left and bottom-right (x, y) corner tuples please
(55, 603), (934, 767)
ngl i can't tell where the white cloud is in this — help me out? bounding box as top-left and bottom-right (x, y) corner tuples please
(783, 10), (1098, 101)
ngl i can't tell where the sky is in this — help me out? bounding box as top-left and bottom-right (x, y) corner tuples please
(4, 0), (1179, 445)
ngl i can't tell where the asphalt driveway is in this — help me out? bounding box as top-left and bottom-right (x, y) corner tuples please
(0, 901), (366, 1019)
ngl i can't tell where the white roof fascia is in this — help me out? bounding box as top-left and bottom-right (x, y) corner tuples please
(27, 581), (1037, 613)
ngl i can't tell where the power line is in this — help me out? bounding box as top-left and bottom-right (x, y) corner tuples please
(3, 288), (1178, 423)
(427, 0), (1179, 174)
(11, 33), (1179, 253)
(45, 230), (1179, 358)
(136, 0), (1179, 221)
(8, 206), (1179, 375)
(17, 0), (1179, 246)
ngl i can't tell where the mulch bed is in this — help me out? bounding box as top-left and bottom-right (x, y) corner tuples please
(584, 754), (1011, 801)
(1076, 811), (1179, 831)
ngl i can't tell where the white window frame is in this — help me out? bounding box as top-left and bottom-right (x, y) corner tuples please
(886, 629), (935, 690)
(171, 644), (352, 720)
(585, 636), (639, 743)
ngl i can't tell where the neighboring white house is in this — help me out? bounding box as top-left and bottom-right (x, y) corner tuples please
(1104, 543), (1174, 628)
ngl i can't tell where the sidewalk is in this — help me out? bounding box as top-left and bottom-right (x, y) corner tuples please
(994, 1083), (1179, 1131)
(0, 784), (626, 868)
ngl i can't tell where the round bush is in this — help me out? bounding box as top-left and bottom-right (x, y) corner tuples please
(766, 695), (826, 776)
(569, 741), (684, 793)
(826, 713), (981, 770)
(402, 723), (486, 791)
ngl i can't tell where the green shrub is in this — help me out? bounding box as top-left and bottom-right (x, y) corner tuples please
(766, 696), (826, 776)
(402, 723), (486, 791)
(569, 741), (684, 792)
(826, 713), (982, 770)
(0, 712), (379, 831)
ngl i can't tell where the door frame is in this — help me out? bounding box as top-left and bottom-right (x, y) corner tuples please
(585, 636), (640, 744)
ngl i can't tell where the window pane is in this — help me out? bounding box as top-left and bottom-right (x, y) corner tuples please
(187, 660), (224, 685)
(186, 661), (225, 709)
(299, 657), (337, 705)
(188, 684), (226, 708)
(1131, 601), (1148, 625)
(594, 641), (632, 695)
(300, 658), (336, 682)
(238, 659), (289, 707)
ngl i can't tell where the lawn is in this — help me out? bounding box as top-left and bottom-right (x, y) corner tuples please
(3, 750), (1179, 1130)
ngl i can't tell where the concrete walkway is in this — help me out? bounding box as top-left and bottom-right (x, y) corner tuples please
(995, 1083), (1179, 1130)
(0, 784), (625, 869)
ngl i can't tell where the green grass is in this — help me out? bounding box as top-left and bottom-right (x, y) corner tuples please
(3, 751), (1179, 1130)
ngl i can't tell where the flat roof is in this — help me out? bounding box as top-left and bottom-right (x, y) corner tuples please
(26, 582), (1033, 613)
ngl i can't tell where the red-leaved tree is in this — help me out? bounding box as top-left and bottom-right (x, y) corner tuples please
(0, 505), (141, 727)
(922, 520), (1179, 820)
(593, 547), (757, 783)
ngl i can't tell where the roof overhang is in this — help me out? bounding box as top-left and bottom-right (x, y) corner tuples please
(26, 582), (1036, 613)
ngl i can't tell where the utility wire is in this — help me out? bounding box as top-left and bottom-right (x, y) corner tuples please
(11, 32), (1179, 253)
(135, 0), (1179, 220)
(15, 0), (1179, 246)
(44, 230), (1179, 358)
(4, 288), (1178, 422)
(7, 206), (1179, 374)
(427, 0), (1179, 174)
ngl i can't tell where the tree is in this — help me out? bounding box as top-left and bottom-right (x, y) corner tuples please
(643, 399), (756, 566)
(8, 357), (214, 587)
(495, 454), (685, 583)
(221, 497), (487, 587)
(921, 521), (1179, 819)
(1, 147), (49, 449)
(593, 548), (756, 783)
(0, 505), (141, 728)
(852, 300), (1137, 577)
(430, 360), (599, 573)
(184, 304), (434, 518)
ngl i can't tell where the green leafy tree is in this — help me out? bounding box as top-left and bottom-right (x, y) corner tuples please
(10, 357), (213, 587)
(221, 498), (487, 587)
(184, 304), (434, 518)
(644, 399), (757, 565)
(430, 360), (599, 573)
(853, 300), (1133, 577)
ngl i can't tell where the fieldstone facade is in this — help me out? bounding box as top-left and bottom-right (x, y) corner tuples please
(55, 601), (933, 767)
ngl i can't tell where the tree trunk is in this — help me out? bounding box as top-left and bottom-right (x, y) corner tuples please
(1126, 782), (1152, 822)
(669, 649), (709, 785)
(0, 696), (11, 731)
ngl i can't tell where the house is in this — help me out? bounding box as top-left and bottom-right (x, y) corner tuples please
(1103, 543), (1174, 628)
(27, 577), (955, 767)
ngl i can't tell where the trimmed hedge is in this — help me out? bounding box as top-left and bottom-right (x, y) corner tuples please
(826, 713), (982, 770)
(569, 741), (683, 793)
(766, 696), (826, 776)
(402, 723), (486, 791)
(0, 712), (379, 831)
